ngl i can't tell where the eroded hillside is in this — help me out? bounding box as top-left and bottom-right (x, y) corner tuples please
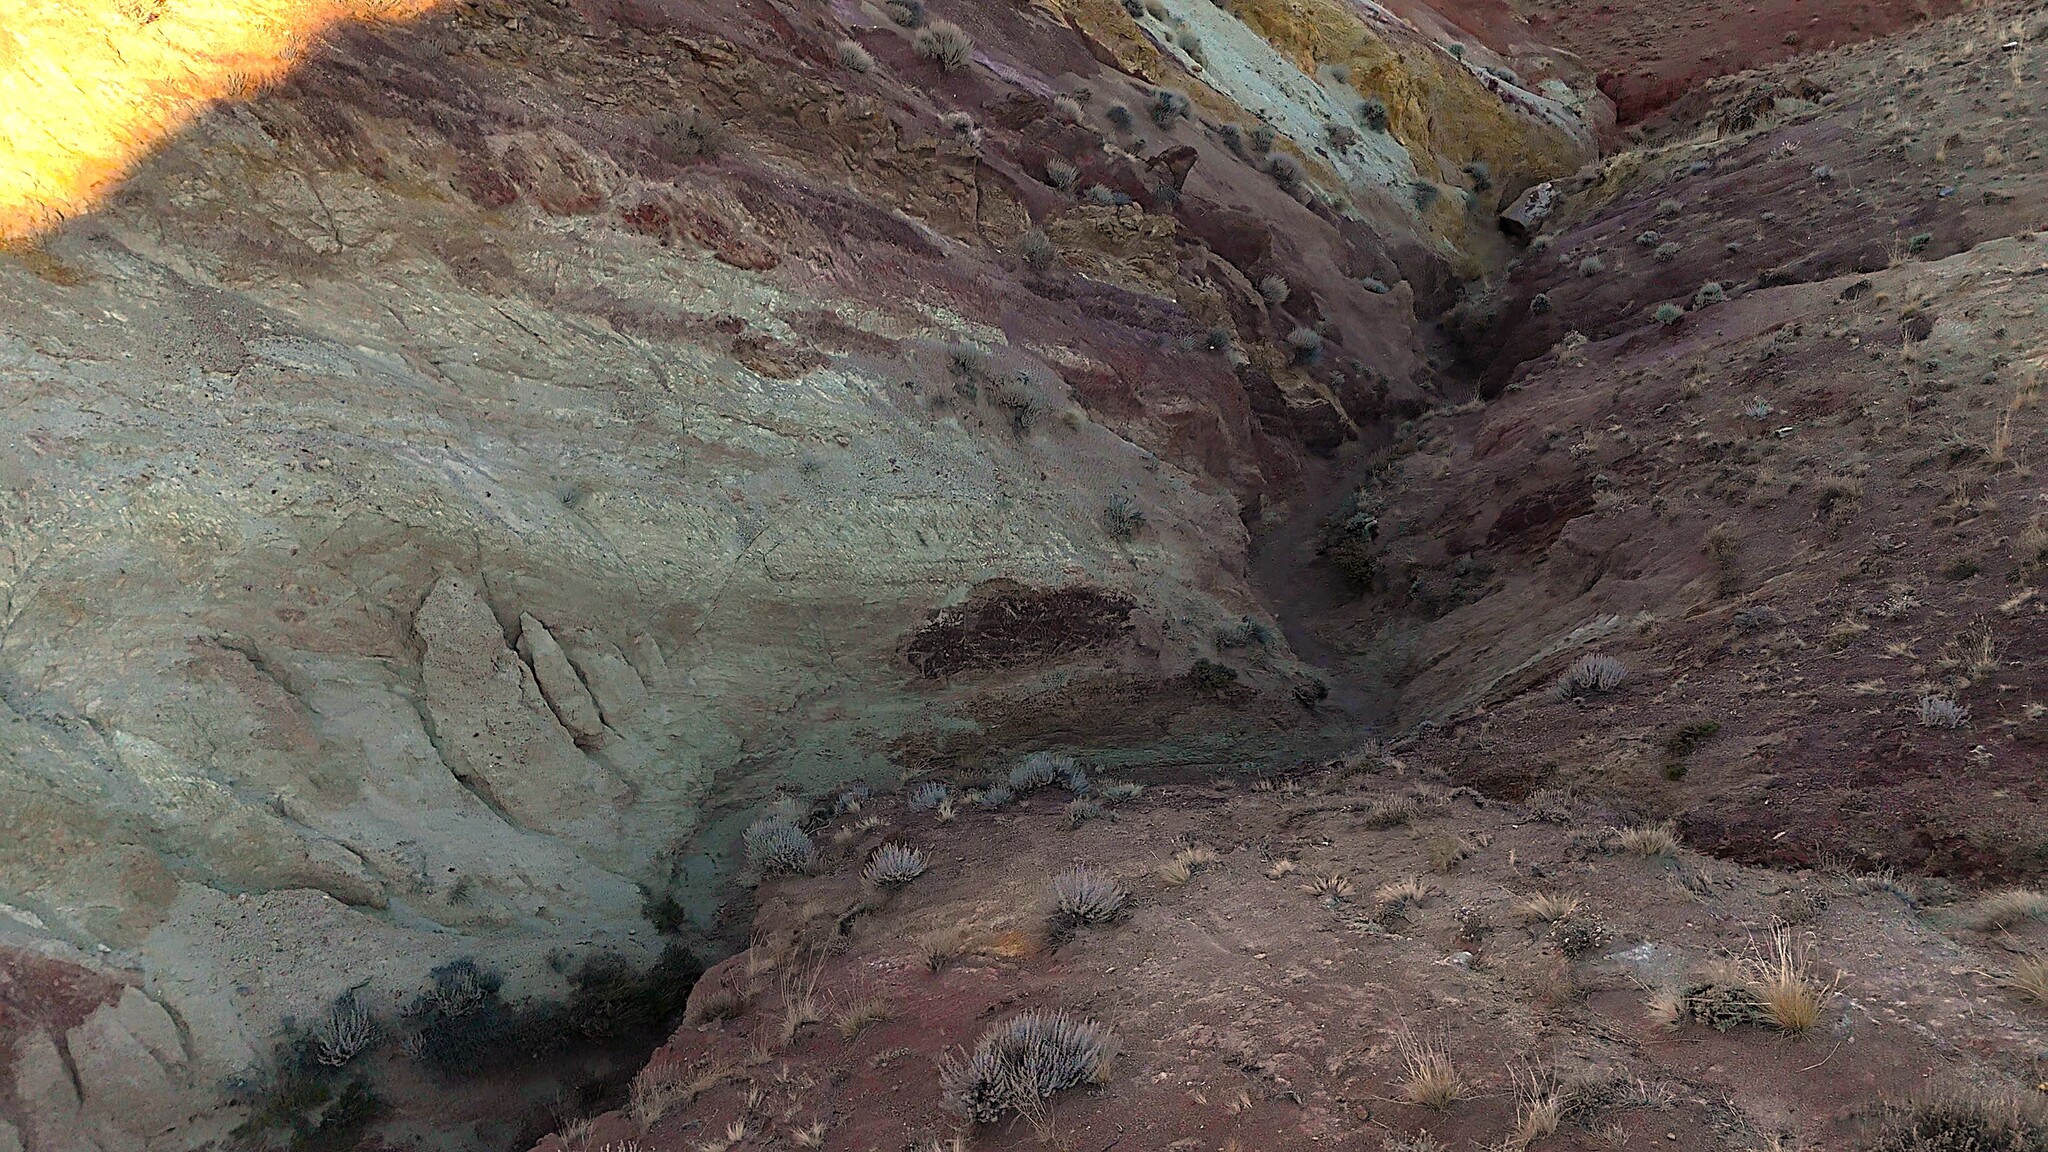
(0, 0), (1605, 1147)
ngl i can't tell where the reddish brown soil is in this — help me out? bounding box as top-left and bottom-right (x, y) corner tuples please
(1507, 0), (1969, 123)
(0, 948), (128, 1131)
(537, 773), (2041, 1152)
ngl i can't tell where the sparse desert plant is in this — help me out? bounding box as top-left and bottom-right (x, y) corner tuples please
(1303, 873), (1355, 903)
(1106, 102), (1134, 131)
(1655, 303), (1684, 325)
(942, 1012), (1118, 1125)
(1519, 892), (1582, 923)
(650, 107), (727, 161)
(1511, 1064), (1568, 1146)
(913, 20), (972, 71)
(1060, 798), (1105, 829)
(834, 783), (871, 814)
(1052, 95), (1084, 123)
(1394, 1031), (1467, 1110)
(921, 930), (967, 973)
(835, 994), (893, 1038)
(1971, 889), (2048, 931)
(1360, 795), (1419, 829)
(1214, 616), (1272, 648)
(1258, 274), (1290, 304)
(2005, 954), (2048, 1006)
(1249, 122), (1278, 152)
(629, 1058), (697, 1126)
(907, 782), (951, 813)
(1373, 876), (1436, 915)
(1149, 88), (1190, 126)
(1267, 153), (1306, 189)
(1050, 866), (1128, 926)
(1082, 183), (1124, 206)
(1175, 29), (1203, 60)
(1285, 326), (1324, 364)
(311, 992), (375, 1067)
(1530, 292), (1554, 315)
(1616, 822), (1679, 858)
(1016, 227), (1058, 272)
(1549, 912), (1610, 958)
(1635, 229), (1662, 247)
(884, 0), (923, 25)
(1326, 121), (1360, 149)
(862, 843), (928, 887)
(790, 1119), (828, 1148)
(1555, 654), (1627, 699)
(1693, 281), (1726, 308)
(1011, 752), (1075, 792)
(1918, 695), (1969, 728)
(745, 816), (818, 874)
(1867, 1096), (2048, 1152)
(1653, 241), (1681, 262)
(940, 110), (975, 135)
(1578, 254), (1606, 276)
(1749, 929), (1835, 1035)
(836, 39), (874, 72)
(1104, 494), (1146, 539)
(1357, 96), (1390, 131)
(1266, 858), (1298, 879)
(1158, 845), (1222, 886)
(1043, 157), (1079, 189)
(975, 784), (1016, 810)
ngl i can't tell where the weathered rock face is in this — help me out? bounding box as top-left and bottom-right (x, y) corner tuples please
(0, 0), (1601, 1144)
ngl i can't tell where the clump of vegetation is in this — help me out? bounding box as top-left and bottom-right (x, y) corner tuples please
(1175, 29), (1204, 61)
(1519, 892), (1581, 923)
(1555, 654), (1627, 699)
(1158, 845), (1221, 885)
(1016, 228), (1058, 273)
(1357, 97), (1390, 131)
(884, 0), (923, 25)
(1285, 326), (1324, 364)
(1104, 494), (1146, 539)
(1971, 889), (2048, 931)
(1060, 798), (1106, 829)
(1665, 721), (1720, 757)
(1578, 254), (1606, 276)
(1258, 274), (1290, 304)
(834, 784), (872, 814)
(941, 1012), (1119, 1125)
(1043, 157), (1079, 189)
(745, 815), (818, 874)
(1266, 153), (1305, 190)
(1215, 616), (1272, 649)
(1050, 866), (1128, 927)
(1326, 121), (1360, 149)
(1204, 326), (1233, 351)
(913, 20), (973, 71)
(650, 107), (727, 162)
(1918, 695), (1969, 728)
(1616, 822), (1679, 858)
(1655, 303), (1684, 325)
(1249, 123), (1278, 152)
(1653, 241), (1681, 262)
(1749, 929), (1835, 1034)
(975, 784), (1016, 810)
(311, 991), (375, 1068)
(1188, 658), (1238, 693)
(1149, 88), (1191, 127)
(907, 781), (952, 813)
(862, 843), (928, 887)
(1394, 1031), (1468, 1110)
(1867, 1096), (2048, 1152)
(1693, 281), (1726, 308)
(1635, 229), (1662, 247)
(835, 39), (874, 72)
(1106, 102), (1134, 131)
(1409, 181), (1440, 211)
(1052, 95), (1084, 123)
(1530, 292), (1553, 315)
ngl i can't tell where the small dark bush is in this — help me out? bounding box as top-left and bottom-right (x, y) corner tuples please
(1017, 228), (1058, 272)
(744, 815), (817, 873)
(1665, 721), (1720, 757)
(650, 108), (727, 162)
(1285, 326), (1323, 364)
(907, 781), (952, 812)
(1357, 97), (1389, 132)
(1104, 494), (1146, 539)
(1188, 658), (1238, 693)
(1868, 1097), (2048, 1151)
(1150, 88), (1191, 127)
(1249, 123), (1278, 152)
(1106, 103), (1134, 130)
(884, 0), (923, 25)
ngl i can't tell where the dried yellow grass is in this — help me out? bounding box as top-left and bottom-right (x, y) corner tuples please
(1617, 822), (1680, 857)
(1394, 1031), (1467, 1110)
(1519, 892), (1582, 923)
(1750, 929), (1837, 1035)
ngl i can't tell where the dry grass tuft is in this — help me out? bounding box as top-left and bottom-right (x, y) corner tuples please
(1617, 822), (1680, 857)
(1302, 873), (1354, 902)
(1519, 892), (1583, 923)
(1394, 1030), (1467, 1110)
(1266, 858), (1298, 879)
(1971, 888), (2048, 931)
(921, 930), (966, 973)
(835, 994), (893, 1039)
(1749, 929), (1837, 1035)
(2004, 954), (2048, 1006)
(1158, 845), (1221, 886)
(1510, 1063), (1569, 1147)
(789, 1119), (827, 1148)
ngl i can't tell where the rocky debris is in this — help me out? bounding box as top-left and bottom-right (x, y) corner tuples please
(1499, 179), (1557, 237)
